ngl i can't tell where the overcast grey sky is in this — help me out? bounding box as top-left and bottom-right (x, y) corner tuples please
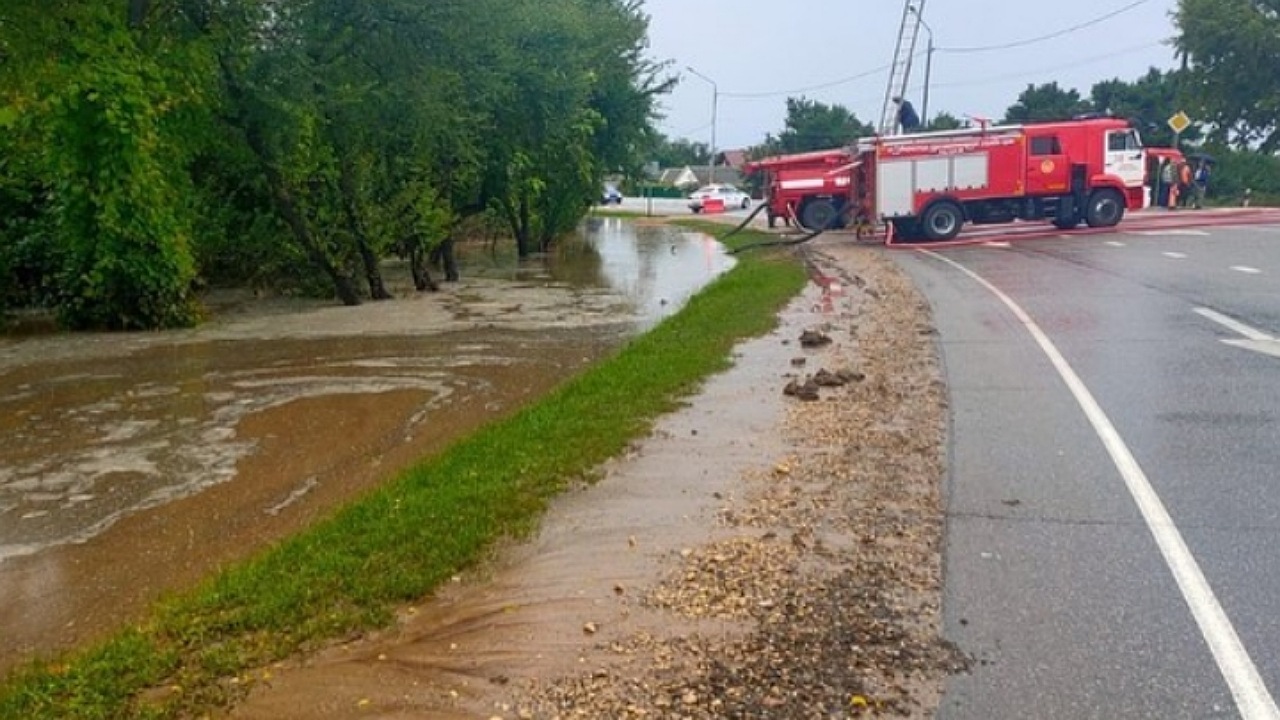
(643, 0), (1181, 149)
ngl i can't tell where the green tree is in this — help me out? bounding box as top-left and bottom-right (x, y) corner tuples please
(485, 0), (663, 256)
(643, 133), (711, 168)
(924, 111), (964, 131)
(770, 97), (873, 153)
(1090, 69), (1194, 148)
(1195, 145), (1280, 205)
(1, 0), (668, 324)
(0, 1), (202, 329)
(1175, 0), (1280, 151)
(1002, 82), (1094, 124)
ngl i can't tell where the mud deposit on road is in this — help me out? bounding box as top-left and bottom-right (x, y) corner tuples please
(227, 239), (965, 719)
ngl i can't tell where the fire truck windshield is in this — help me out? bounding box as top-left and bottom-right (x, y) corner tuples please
(1109, 130), (1143, 152)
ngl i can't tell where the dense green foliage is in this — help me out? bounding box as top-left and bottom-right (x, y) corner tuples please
(1090, 68), (1198, 148)
(0, 226), (807, 719)
(756, 97), (874, 156)
(1001, 81), (1094, 124)
(1195, 144), (1280, 206)
(924, 112), (965, 132)
(644, 133), (712, 168)
(1175, 0), (1280, 152)
(0, 0), (669, 328)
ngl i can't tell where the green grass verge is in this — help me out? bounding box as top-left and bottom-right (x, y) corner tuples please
(0, 224), (806, 719)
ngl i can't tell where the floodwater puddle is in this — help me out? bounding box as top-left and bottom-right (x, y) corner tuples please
(0, 219), (733, 674)
(224, 313), (801, 719)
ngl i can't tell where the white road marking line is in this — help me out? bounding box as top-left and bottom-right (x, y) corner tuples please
(1195, 308), (1280, 359)
(1225, 339), (1280, 359)
(1164, 252), (1189, 259)
(1195, 308), (1275, 342)
(1231, 266), (1263, 275)
(1105, 241), (1127, 247)
(984, 241), (1012, 248)
(923, 249), (1280, 720)
(1130, 230), (1212, 237)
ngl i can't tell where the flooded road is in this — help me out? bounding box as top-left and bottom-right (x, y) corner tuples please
(0, 218), (733, 675)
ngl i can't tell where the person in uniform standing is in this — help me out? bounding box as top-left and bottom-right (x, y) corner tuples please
(1192, 160), (1211, 209)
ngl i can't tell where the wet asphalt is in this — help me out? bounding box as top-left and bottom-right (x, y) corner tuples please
(893, 220), (1280, 719)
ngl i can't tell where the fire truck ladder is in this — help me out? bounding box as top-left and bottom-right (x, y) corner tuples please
(878, 0), (926, 135)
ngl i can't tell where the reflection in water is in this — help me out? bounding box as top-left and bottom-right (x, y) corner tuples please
(593, 219), (733, 330)
(0, 220), (733, 673)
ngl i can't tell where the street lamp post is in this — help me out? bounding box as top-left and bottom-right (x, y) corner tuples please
(909, 6), (935, 128)
(686, 66), (718, 184)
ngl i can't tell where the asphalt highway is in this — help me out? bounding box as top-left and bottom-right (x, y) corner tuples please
(892, 218), (1280, 719)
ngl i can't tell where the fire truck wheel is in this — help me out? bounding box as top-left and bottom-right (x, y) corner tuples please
(800, 200), (839, 231)
(921, 201), (964, 241)
(1085, 189), (1125, 228)
(1053, 214), (1080, 230)
(890, 219), (922, 242)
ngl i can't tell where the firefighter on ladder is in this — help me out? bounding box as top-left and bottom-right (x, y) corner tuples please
(893, 96), (921, 134)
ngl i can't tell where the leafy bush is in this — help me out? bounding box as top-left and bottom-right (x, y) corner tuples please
(42, 34), (198, 329)
(1197, 145), (1280, 207)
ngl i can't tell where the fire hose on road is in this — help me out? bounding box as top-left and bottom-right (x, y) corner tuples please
(723, 201), (855, 254)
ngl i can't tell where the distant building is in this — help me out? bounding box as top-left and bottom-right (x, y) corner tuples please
(691, 165), (744, 187)
(652, 149), (748, 190)
(719, 149), (748, 170)
(658, 166), (699, 188)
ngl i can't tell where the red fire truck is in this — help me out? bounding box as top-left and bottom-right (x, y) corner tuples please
(745, 117), (1151, 241)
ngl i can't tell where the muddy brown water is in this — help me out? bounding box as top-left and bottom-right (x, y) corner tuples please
(0, 219), (733, 676)
(225, 309), (799, 720)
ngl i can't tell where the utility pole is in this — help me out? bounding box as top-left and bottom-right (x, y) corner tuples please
(910, 5), (935, 128)
(686, 66), (718, 184)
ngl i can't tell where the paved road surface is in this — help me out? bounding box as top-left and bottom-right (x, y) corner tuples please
(893, 220), (1280, 719)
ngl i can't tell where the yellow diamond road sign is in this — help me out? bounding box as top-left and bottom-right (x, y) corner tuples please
(1168, 111), (1192, 134)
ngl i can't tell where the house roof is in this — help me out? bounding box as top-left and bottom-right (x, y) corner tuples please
(719, 150), (748, 169)
(693, 165), (743, 187)
(658, 167), (696, 185)
(653, 164), (745, 188)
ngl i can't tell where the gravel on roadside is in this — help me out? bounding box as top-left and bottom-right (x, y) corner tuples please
(497, 240), (968, 719)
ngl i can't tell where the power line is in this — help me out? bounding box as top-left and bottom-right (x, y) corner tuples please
(932, 41), (1165, 89)
(937, 0), (1153, 54)
(718, 64), (892, 100)
(707, 0), (1156, 100)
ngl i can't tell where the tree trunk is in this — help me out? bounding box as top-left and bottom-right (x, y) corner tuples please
(355, 233), (391, 300)
(274, 187), (362, 306)
(218, 57), (361, 306)
(516, 196), (534, 258)
(339, 161), (392, 300)
(429, 236), (459, 282)
(408, 239), (439, 292)
(538, 221), (556, 253)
